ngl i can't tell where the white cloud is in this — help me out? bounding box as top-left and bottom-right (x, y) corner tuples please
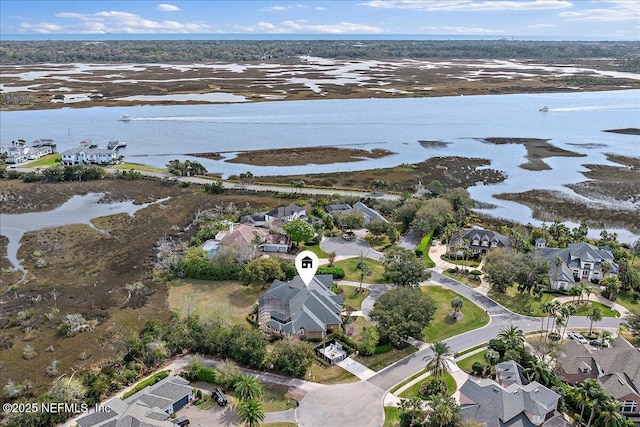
(559, 0), (640, 22)
(156, 4), (181, 12)
(30, 10), (211, 33)
(528, 23), (556, 28)
(316, 6), (328, 11)
(361, 0), (572, 12)
(236, 20), (384, 34)
(421, 25), (505, 34)
(265, 6), (288, 11)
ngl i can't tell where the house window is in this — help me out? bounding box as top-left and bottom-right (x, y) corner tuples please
(621, 401), (637, 413)
(491, 241), (497, 247)
(580, 367), (590, 374)
(473, 239), (479, 246)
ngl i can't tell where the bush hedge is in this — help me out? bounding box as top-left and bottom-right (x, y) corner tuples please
(317, 266), (345, 279)
(122, 370), (170, 399)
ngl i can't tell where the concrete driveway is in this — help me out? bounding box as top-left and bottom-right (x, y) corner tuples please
(297, 381), (385, 427)
(320, 237), (383, 261)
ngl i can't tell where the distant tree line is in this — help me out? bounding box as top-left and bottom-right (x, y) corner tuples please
(1, 40), (638, 71)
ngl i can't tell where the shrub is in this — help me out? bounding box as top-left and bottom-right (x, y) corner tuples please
(122, 370), (170, 399)
(418, 379), (446, 397)
(317, 266), (345, 279)
(470, 270), (482, 276)
(373, 343), (392, 354)
(471, 361), (484, 375)
(195, 366), (218, 384)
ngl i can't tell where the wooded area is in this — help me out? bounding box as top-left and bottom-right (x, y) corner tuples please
(1, 39), (639, 71)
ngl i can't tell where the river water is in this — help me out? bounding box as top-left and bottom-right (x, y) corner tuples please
(1, 89), (638, 241)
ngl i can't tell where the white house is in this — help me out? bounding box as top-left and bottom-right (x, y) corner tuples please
(61, 148), (116, 165)
(536, 241), (619, 291)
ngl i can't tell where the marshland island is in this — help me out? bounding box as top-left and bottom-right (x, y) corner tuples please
(1, 39), (640, 427)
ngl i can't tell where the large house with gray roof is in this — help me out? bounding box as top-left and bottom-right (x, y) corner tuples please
(451, 228), (512, 257)
(460, 361), (568, 427)
(536, 241), (618, 291)
(557, 337), (640, 420)
(77, 376), (192, 427)
(257, 274), (343, 339)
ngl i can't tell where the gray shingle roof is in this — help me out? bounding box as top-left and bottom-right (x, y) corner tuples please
(352, 202), (388, 223)
(325, 204), (352, 213)
(460, 362), (561, 427)
(125, 376), (191, 408)
(259, 275), (342, 334)
(267, 204), (305, 218)
(459, 228), (511, 249)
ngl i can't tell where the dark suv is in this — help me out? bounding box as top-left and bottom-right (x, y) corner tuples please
(212, 388), (228, 406)
(590, 339), (609, 348)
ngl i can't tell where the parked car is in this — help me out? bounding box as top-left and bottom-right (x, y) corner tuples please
(172, 416), (190, 426)
(567, 331), (589, 344)
(590, 339), (609, 348)
(212, 388), (228, 406)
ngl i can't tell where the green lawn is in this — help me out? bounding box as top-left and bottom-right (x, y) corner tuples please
(614, 290), (639, 312)
(110, 162), (167, 173)
(223, 385), (295, 412)
(383, 407), (400, 427)
(398, 373), (456, 399)
(416, 232), (436, 268)
(355, 346), (418, 372)
(564, 301), (619, 318)
(338, 286), (370, 311)
(299, 244), (330, 258)
(442, 270), (481, 288)
(307, 361), (358, 384)
(421, 286), (489, 343)
(334, 258), (386, 284)
(456, 350), (489, 372)
(168, 280), (262, 324)
(440, 255), (481, 267)
(365, 234), (391, 251)
(487, 287), (557, 317)
(23, 153), (61, 168)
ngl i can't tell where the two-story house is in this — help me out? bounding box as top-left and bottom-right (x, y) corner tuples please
(450, 227), (511, 257)
(536, 241), (618, 290)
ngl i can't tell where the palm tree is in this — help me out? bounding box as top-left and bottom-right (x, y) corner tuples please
(576, 379), (600, 424)
(423, 341), (453, 381)
(559, 304), (576, 340)
(524, 360), (552, 386)
(553, 256), (563, 287)
(450, 297), (464, 313)
(587, 306), (603, 336)
(497, 324), (525, 348)
(599, 330), (614, 347)
(569, 286), (582, 305)
(484, 349), (500, 366)
(427, 395), (460, 427)
(541, 301), (555, 342)
(235, 398), (265, 427)
(595, 399), (627, 427)
(584, 286), (593, 304)
(586, 388), (610, 427)
(235, 375), (263, 402)
(601, 261), (611, 278)
(548, 301), (561, 338)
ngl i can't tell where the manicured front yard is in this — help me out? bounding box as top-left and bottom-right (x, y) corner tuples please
(440, 255), (480, 267)
(334, 257), (386, 284)
(23, 153), (61, 168)
(355, 346), (418, 372)
(299, 244), (329, 258)
(421, 286), (489, 343)
(442, 269), (481, 288)
(110, 162), (167, 173)
(613, 290), (639, 312)
(456, 350), (489, 372)
(384, 406), (401, 427)
(168, 279), (261, 324)
(487, 287), (556, 316)
(563, 301), (620, 317)
(398, 373), (456, 399)
(307, 361), (358, 384)
(339, 286), (371, 311)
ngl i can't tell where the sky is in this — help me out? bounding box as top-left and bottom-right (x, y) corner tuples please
(1, 0), (639, 39)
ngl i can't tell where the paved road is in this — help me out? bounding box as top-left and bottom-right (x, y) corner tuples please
(398, 229), (422, 251)
(367, 271), (624, 391)
(320, 237), (383, 261)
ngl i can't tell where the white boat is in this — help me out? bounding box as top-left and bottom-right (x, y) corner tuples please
(107, 139), (127, 150)
(539, 106), (549, 112)
(118, 114), (132, 122)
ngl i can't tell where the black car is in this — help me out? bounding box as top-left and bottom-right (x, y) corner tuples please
(590, 339), (609, 348)
(212, 388), (228, 406)
(172, 416), (190, 426)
